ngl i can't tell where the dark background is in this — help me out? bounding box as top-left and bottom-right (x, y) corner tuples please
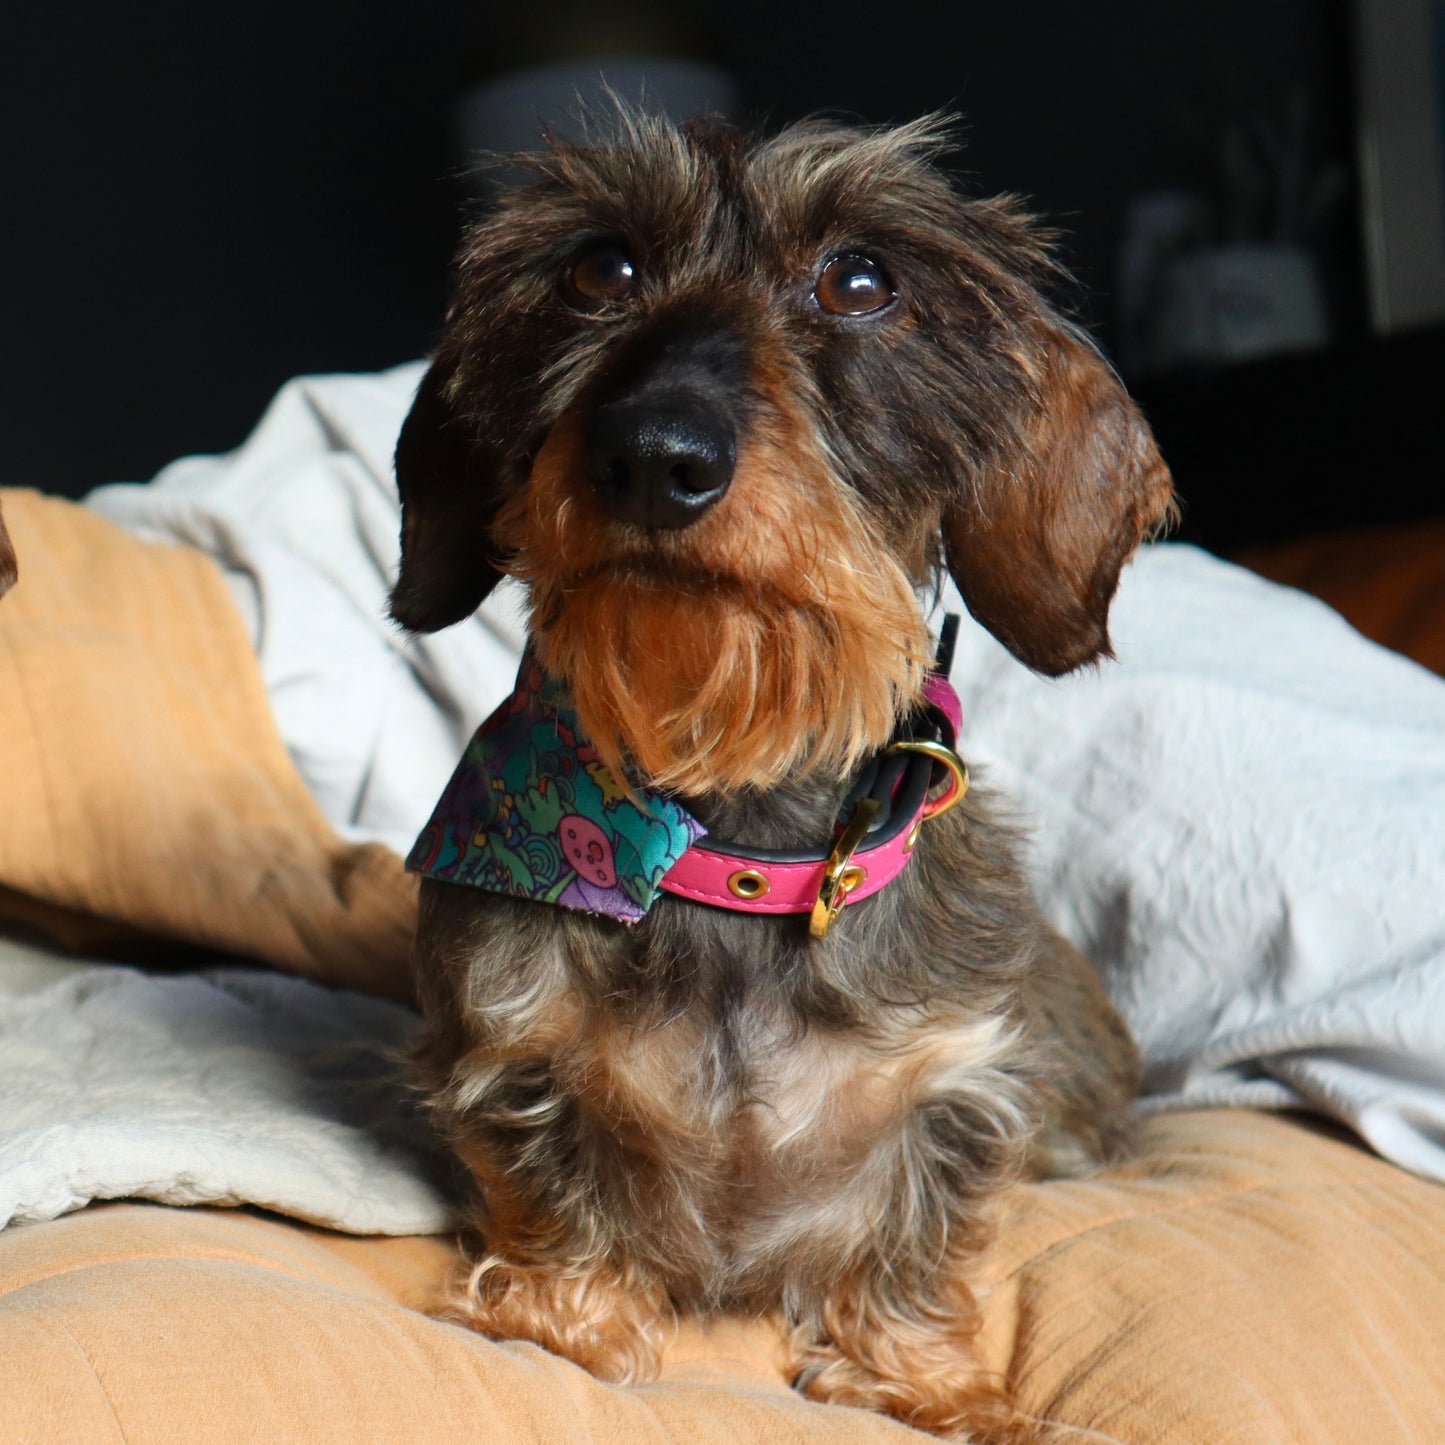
(4, 1), (1440, 550)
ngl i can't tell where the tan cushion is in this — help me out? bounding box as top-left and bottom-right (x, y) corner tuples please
(0, 489), (414, 998)
(0, 1203), (913, 1443)
(985, 1109), (1445, 1442)
(2, 1110), (1441, 1443)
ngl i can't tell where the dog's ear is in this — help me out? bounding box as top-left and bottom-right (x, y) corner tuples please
(943, 321), (1174, 675)
(389, 357), (510, 633)
(0, 501), (16, 599)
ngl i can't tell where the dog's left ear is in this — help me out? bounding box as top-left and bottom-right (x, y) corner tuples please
(389, 357), (510, 633)
(943, 321), (1174, 675)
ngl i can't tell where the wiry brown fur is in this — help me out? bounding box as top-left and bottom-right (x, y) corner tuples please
(494, 384), (931, 793)
(393, 108), (1173, 1441)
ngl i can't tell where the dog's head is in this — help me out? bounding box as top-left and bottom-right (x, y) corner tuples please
(391, 112), (1174, 795)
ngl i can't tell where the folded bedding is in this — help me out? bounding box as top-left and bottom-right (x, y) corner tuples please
(1, 370), (1444, 1440)
(73, 364), (1445, 1183)
(0, 935), (450, 1236)
(2, 1111), (1441, 1445)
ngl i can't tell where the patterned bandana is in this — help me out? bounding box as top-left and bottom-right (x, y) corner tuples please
(406, 654), (705, 923)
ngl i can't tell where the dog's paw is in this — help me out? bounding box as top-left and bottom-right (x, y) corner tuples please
(441, 1250), (674, 1384)
(789, 1264), (1033, 1443)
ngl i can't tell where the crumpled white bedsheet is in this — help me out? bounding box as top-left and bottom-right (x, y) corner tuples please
(0, 935), (453, 1234)
(14, 359), (1434, 1235)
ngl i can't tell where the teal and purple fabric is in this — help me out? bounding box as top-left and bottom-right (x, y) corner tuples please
(406, 654), (705, 923)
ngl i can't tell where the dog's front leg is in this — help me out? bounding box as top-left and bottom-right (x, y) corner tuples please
(778, 1054), (1037, 1444)
(449, 1241), (675, 1384)
(787, 1246), (1027, 1443)
(446, 1137), (677, 1384)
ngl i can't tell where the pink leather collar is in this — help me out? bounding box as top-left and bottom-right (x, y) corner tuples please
(659, 669), (966, 929)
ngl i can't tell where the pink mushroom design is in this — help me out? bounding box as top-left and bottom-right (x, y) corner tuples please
(557, 814), (617, 888)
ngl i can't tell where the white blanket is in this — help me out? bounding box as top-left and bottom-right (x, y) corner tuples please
(8, 361), (1430, 1236)
(0, 935), (452, 1234)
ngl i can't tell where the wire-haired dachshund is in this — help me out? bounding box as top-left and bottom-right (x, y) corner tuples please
(390, 109), (1174, 1441)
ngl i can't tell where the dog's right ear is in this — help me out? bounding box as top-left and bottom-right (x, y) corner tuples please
(389, 357), (510, 633)
(942, 321), (1174, 676)
(0, 501), (16, 599)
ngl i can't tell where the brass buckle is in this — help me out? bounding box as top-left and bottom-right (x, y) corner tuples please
(808, 798), (880, 940)
(886, 739), (969, 820)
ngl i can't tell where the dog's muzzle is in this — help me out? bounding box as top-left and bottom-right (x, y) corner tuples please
(584, 399), (736, 529)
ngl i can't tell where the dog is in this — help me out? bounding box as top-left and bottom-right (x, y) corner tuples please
(389, 109), (1174, 1441)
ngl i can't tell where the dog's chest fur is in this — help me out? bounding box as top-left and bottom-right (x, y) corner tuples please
(414, 780), (1044, 1303)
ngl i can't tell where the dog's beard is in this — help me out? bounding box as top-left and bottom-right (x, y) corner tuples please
(495, 406), (933, 796)
(528, 564), (929, 796)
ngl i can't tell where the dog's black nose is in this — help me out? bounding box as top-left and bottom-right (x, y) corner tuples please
(584, 403), (735, 529)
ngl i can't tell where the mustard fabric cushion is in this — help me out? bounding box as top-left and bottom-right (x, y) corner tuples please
(2, 1110), (1441, 1444)
(984, 1109), (1445, 1442)
(0, 489), (415, 999)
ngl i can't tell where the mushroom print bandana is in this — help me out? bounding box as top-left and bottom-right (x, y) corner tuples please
(406, 653), (706, 923)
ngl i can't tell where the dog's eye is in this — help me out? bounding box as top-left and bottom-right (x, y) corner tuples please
(566, 245), (636, 307)
(814, 255), (895, 316)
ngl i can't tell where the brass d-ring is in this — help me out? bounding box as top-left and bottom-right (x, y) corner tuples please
(887, 739), (969, 820)
(727, 869), (770, 900)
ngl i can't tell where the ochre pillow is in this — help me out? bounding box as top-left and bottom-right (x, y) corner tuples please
(987, 1109), (1445, 1440)
(0, 489), (415, 998)
(2, 1111), (1441, 1443)
(3, 492), (1442, 1440)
